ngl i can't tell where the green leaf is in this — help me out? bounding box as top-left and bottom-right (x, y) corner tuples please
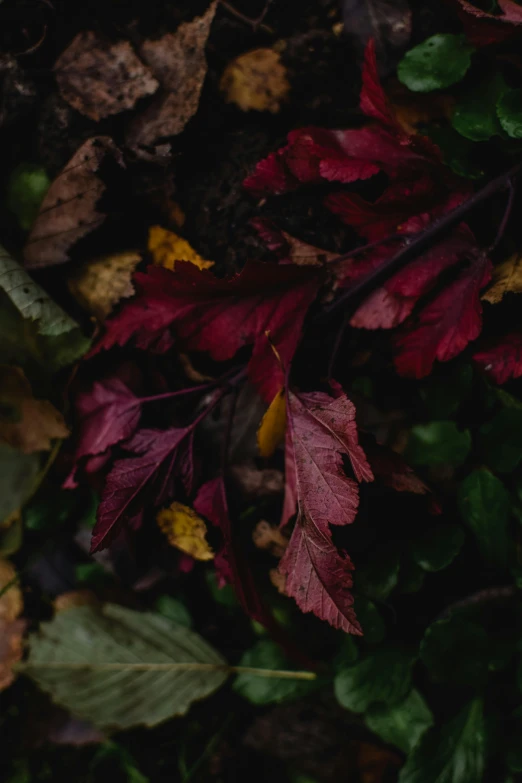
(497, 88), (522, 138)
(24, 488), (78, 532)
(398, 700), (485, 783)
(420, 613), (490, 685)
(479, 408), (522, 473)
(6, 163), (50, 232)
(452, 73), (505, 141)
(356, 549), (400, 601)
(406, 421), (471, 467)
(205, 569), (238, 608)
(234, 639), (313, 705)
(412, 524), (465, 572)
(366, 689), (434, 754)
(0, 245), (90, 371)
(0, 444), (39, 524)
(398, 560), (426, 594)
(420, 364), (473, 418)
(334, 647), (415, 713)
(353, 596), (386, 644)
(423, 126), (484, 179)
(458, 468), (510, 566)
(155, 595), (192, 628)
(398, 34), (475, 93)
(25, 603), (228, 730)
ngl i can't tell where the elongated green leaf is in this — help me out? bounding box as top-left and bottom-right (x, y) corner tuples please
(458, 468), (510, 566)
(398, 700), (485, 783)
(25, 604), (229, 730)
(406, 421), (471, 467)
(366, 689), (433, 754)
(0, 245), (90, 370)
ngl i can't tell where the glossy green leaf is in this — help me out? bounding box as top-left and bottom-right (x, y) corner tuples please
(398, 35), (475, 93)
(458, 468), (510, 566)
(356, 549), (400, 601)
(452, 73), (505, 141)
(406, 421), (471, 467)
(424, 126), (484, 179)
(234, 639), (312, 705)
(335, 647), (415, 713)
(497, 88), (522, 138)
(25, 604), (228, 730)
(6, 163), (50, 231)
(366, 689), (434, 754)
(353, 596), (386, 644)
(398, 700), (485, 783)
(421, 613), (490, 685)
(412, 524), (465, 572)
(479, 408), (522, 473)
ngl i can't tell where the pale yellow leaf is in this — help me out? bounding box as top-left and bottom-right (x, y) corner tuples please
(157, 502), (214, 561)
(68, 250), (141, 321)
(482, 253), (522, 304)
(148, 226), (214, 271)
(220, 49), (290, 113)
(257, 388), (287, 458)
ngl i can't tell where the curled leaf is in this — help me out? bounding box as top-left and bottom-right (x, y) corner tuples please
(220, 49), (290, 113)
(148, 226), (214, 271)
(157, 502), (214, 561)
(69, 251), (141, 321)
(482, 253), (522, 304)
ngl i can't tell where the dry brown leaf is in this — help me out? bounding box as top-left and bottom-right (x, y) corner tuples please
(253, 521), (288, 558)
(68, 250), (141, 321)
(179, 353), (215, 383)
(148, 226), (214, 271)
(0, 366), (69, 453)
(230, 463), (284, 498)
(126, 2), (217, 157)
(257, 388), (287, 457)
(54, 590), (99, 613)
(387, 81), (455, 135)
(269, 567), (287, 594)
(54, 31), (159, 121)
(220, 48), (290, 113)
(0, 558), (25, 692)
(482, 253), (522, 304)
(157, 502), (214, 561)
(24, 136), (121, 268)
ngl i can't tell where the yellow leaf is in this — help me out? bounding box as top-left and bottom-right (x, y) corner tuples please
(257, 388), (287, 458)
(148, 226), (214, 271)
(0, 366), (69, 453)
(482, 253), (522, 304)
(220, 48), (290, 113)
(69, 250), (141, 321)
(157, 502), (214, 561)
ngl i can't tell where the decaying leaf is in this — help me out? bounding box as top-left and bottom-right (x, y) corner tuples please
(343, 0), (412, 73)
(0, 366), (69, 453)
(126, 2), (217, 156)
(54, 591), (99, 613)
(54, 31), (159, 121)
(157, 501), (214, 561)
(25, 603), (228, 729)
(68, 251), (141, 321)
(0, 558), (26, 691)
(257, 388), (287, 458)
(253, 520), (288, 558)
(230, 463), (284, 498)
(482, 253), (522, 304)
(220, 49), (290, 113)
(24, 137), (121, 269)
(0, 245), (90, 369)
(148, 226), (214, 271)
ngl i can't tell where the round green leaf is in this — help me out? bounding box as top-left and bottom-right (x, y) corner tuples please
(398, 34), (475, 93)
(497, 88), (522, 138)
(406, 421), (471, 467)
(452, 74), (505, 141)
(234, 639), (312, 705)
(412, 524), (465, 572)
(335, 647), (415, 713)
(353, 596), (386, 645)
(6, 163), (50, 232)
(458, 468), (510, 566)
(366, 689), (434, 754)
(420, 613), (490, 685)
(479, 408), (522, 473)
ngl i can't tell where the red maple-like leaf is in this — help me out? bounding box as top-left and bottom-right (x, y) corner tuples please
(474, 332), (522, 384)
(393, 254), (492, 378)
(446, 0), (522, 45)
(279, 388), (373, 634)
(92, 260), (319, 403)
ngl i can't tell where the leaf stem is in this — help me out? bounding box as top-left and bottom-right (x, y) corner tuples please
(17, 661), (316, 679)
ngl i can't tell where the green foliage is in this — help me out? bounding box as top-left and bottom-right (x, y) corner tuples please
(452, 73), (505, 141)
(421, 613), (491, 685)
(334, 647), (415, 713)
(26, 604), (228, 730)
(458, 468), (510, 566)
(497, 89), (522, 138)
(234, 639), (312, 705)
(205, 568), (239, 608)
(406, 421), (471, 467)
(353, 596), (386, 644)
(398, 700), (485, 783)
(6, 163), (50, 231)
(0, 444), (39, 524)
(479, 408), (522, 473)
(398, 35), (475, 93)
(411, 524), (465, 573)
(420, 364), (472, 418)
(356, 549), (400, 601)
(155, 595), (192, 628)
(366, 689), (433, 754)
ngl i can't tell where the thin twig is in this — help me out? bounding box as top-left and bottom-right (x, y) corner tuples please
(17, 661), (316, 679)
(219, 0), (273, 31)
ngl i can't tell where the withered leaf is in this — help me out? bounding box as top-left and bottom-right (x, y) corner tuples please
(148, 226), (214, 271)
(126, 2), (217, 156)
(0, 366), (69, 453)
(68, 250), (141, 321)
(157, 502), (214, 561)
(482, 253), (522, 304)
(54, 31), (159, 121)
(257, 388), (287, 457)
(24, 136), (122, 269)
(220, 49), (290, 113)
(0, 558), (25, 692)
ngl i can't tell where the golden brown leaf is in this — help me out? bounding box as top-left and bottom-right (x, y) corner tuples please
(126, 2), (217, 157)
(54, 590), (99, 613)
(148, 226), (214, 271)
(54, 31), (159, 121)
(220, 48), (290, 113)
(252, 520), (288, 558)
(68, 250), (141, 321)
(0, 558), (25, 692)
(387, 81), (454, 135)
(0, 366), (69, 453)
(257, 388), (287, 457)
(482, 253), (522, 304)
(157, 502), (214, 561)
(24, 136), (121, 268)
